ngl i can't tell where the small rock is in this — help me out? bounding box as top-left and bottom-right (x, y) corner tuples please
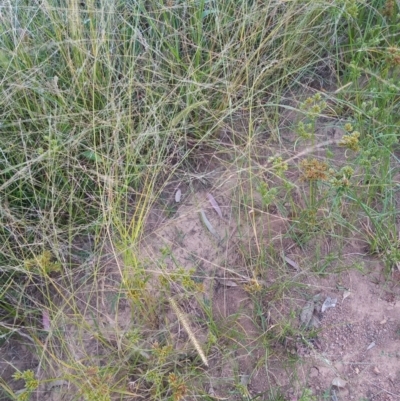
(366, 341), (376, 351)
(337, 388), (350, 398)
(334, 362), (345, 372)
(380, 318), (387, 325)
(355, 368), (360, 375)
(373, 366), (380, 375)
(322, 297), (337, 313)
(240, 375), (250, 386)
(343, 290), (351, 301)
(300, 300), (314, 328)
(332, 377), (347, 388)
(310, 315), (320, 328)
(317, 367), (332, 378)
(175, 189), (182, 203)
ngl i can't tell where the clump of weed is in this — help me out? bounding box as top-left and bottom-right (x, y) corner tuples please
(296, 93), (327, 146)
(24, 250), (62, 275)
(152, 342), (174, 365)
(336, 0), (359, 19)
(293, 112), (363, 245)
(244, 279), (263, 295)
(167, 373), (187, 401)
(299, 387), (317, 401)
(300, 158), (329, 183)
(78, 366), (112, 401)
(338, 124), (361, 152)
(12, 370), (39, 401)
(329, 165), (354, 194)
(257, 181), (278, 210)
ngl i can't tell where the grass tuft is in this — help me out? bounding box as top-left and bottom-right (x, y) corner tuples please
(1, 0), (400, 400)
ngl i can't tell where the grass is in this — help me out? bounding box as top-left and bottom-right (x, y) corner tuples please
(0, 0), (400, 400)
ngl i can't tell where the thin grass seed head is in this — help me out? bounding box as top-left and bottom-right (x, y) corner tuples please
(168, 298), (208, 367)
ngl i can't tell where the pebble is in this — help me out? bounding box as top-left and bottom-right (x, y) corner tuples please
(332, 377), (347, 388)
(334, 362), (345, 372)
(373, 366), (380, 375)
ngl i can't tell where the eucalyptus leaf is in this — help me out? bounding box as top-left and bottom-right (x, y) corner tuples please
(199, 209), (218, 239)
(207, 193), (223, 218)
(216, 278), (238, 287)
(175, 189), (182, 203)
(284, 256), (299, 271)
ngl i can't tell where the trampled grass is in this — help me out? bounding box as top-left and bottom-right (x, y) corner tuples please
(0, 0), (399, 400)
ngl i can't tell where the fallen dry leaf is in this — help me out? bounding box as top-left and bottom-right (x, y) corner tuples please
(207, 193), (223, 218)
(42, 310), (51, 331)
(216, 278), (238, 287)
(200, 209), (218, 239)
(284, 256), (300, 271)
